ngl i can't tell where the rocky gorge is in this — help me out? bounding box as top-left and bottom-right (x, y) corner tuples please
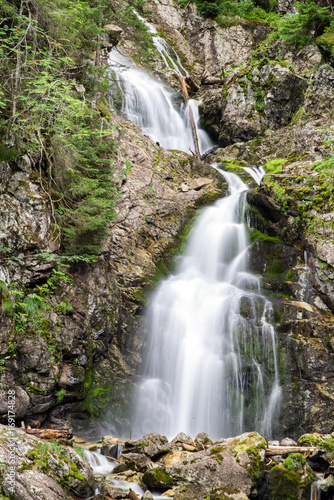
(1, 0), (334, 497)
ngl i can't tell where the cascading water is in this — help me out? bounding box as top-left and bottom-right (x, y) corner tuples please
(133, 168), (281, 440)
(108, 50), (212, 154)
(106, 13), (280, 441)
(134, 10), (188, 78)
(108, 14), (213, 154)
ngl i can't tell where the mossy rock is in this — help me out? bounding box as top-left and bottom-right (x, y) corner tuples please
(297, 433), (334, 461)
(231, 432), (267, 481)
(142, 466), (177, 488)
(263, 158), (287, 175)
(316, 32), (334, 57)
(209, 486), (243, 499)
(269, 464), (301, 500)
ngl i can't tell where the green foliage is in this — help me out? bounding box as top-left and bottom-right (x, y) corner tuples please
(277, 0), (332, 47)
(0, 0), (119, 256)
(56, 388), (66, 402)
(74, 446), (85, 459)
(10, 265), (73, 336)
(313, 155), (334, 175)
(177, 0), (279, 21)
(263, 158), (288, 174)
(113, 1), (155, 66)
(0, 280), (13, 315)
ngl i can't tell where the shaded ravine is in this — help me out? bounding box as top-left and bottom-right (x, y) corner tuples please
(132, 169), (281, 440)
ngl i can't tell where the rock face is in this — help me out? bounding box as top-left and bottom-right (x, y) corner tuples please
(0, 106), (221, 433)
(246, 159), (334, 439)
(0, 0), (334, 450)
(0, 157), (60, 253)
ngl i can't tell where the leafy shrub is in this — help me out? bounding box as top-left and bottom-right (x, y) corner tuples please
(278, 0), (332, 47)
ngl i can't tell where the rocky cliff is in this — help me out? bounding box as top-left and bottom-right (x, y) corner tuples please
(0, 0), (334, 447)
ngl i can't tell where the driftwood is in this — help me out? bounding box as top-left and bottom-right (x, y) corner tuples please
(201, 77), (224, 85)
(25, 426), (73, 440)
(200, 69), (224, 85)
(178, 76), (200, 158)
(266, 445), (317, 457)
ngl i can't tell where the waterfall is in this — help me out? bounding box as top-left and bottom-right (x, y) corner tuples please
(108, 15), (213, 154)
(106, 13), (280, 441)
(108, 50), (213, 154)
(133, 168), (281, 440)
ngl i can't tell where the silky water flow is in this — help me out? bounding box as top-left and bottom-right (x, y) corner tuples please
(107, 21), (280, 441)
(133, 169), (281, 441)
(108, 12), (213, 156)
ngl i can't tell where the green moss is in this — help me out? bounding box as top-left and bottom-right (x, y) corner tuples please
(285, 270), (295, 281)
(263, 158), (288, 174)
(269, 464), (301, 500)
(283, 453), (306, 472)
(234, 433), (266, 481)
(209, 486), (241, 500)
(250, 229), (281, 244)
(298, 434), (334, 460)
(316, 31), (334, 56)
(142, 466), (177, 488)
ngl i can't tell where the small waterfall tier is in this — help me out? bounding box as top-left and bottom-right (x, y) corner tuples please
(133, 168), (281, 441)
(108, 50), (213, 154)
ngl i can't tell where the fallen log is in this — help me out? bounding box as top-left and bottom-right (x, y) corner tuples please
(201, 77), (224, 85)
(266, 445), (317, 457)
(25, 426), (73, 440)
(178, 75), (200, 158)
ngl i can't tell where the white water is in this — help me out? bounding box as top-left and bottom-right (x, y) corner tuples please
(134, 10), (188, 77)
(108, 18), (213, 156)
(84, 449), (115, 474)
(84, 449), (173, 500)
(133, 169), (281, 440)
(108, 50), (213, 154)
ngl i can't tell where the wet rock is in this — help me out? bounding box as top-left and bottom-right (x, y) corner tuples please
(141, 432), (266, 499)
(142, 491), (154, 500)
(59, 364), (86, 389)
(123, 433), (169, 460)
(194, 432), (213, 450)
(120, 452), (153, 472)
(142, 466), (178, 489)
(280, 437), (298, 446)
(103, 24), (123, 47)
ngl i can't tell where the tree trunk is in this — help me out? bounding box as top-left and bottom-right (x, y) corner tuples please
(178, 76), (200, 158)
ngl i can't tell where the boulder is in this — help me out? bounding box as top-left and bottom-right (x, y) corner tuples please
(0, 424), (94, 499)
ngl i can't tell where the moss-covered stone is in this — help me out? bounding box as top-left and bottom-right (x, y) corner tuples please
(316, 32), (334, 58)
(142, 466), (177, 488)
(269, 464), (301, 500)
